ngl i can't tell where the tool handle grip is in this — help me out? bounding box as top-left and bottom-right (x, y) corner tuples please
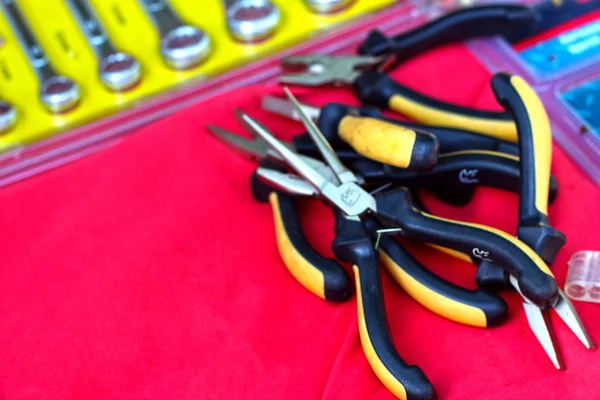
(251, 164), (352, 302)
(358, 5), (536, 58)
(322, 102), (519, 153)
(353, 151), (558, 206)
(491, 73), (553, 220)
(387, 150), (558, 203)
(332, 215), (435, 400)
(375, 187), (558, 308)
(348, 104), (519, 155)
(354, 71), (517, 142)
(317, 103), (439, 171)
(489, 73), (565, 265)
(363, 218), (507, 327)
(339, 116), (439, 171)
(490, 73), (565, 264)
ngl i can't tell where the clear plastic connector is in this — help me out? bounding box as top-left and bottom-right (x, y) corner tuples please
(565, 251), (600, 303)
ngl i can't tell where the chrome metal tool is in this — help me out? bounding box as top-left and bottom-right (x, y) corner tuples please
(224, 0), (280, 43)
(0, 100), (17, 133)
(138, 0), (210, 70)
(1, 0), (80, 113)
(303, 0), (354, 14)
(66, 0), (141, 91)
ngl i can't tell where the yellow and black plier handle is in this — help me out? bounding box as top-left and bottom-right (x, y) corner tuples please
(354, 71), (518, 142)
(251, 159), (352, 302)
(332, 213), (435, 400)
(254, 160), (508, 327)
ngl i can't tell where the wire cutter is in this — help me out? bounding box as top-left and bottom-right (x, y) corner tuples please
(251, 88), (593, 377)
(276, 4), (568, 142)
(208, 119), (509, 329)
(279, 52), (520, 141)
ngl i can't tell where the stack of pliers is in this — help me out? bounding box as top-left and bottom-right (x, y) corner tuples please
(207, 5), (595, 400)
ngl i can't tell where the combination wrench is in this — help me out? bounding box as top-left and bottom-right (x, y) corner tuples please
(66, 0), (141, 92)
(303, 0), (355, 14)
(0, 0), (80, 113)
(138, 0), (211, 70)
(224, 0), (280, 43)
(0, 100), (17, 133)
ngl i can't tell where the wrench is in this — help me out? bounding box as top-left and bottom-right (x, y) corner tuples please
(0, 99), (17, 133)
(303, 0), (354, 14)
(224, 0), (280, 43)
(0, 0), (80, 113)
(138, 0), (210, 70)
(66, 0), (141, 92)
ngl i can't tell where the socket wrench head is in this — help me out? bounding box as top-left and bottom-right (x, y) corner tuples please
(40, 75), (80, 113)
(99, 52), (142, 92)
(304, 0), (354, 14)
(160, 25), (211, 70)
(227, 0), (280, 43)
(0, 100), (17, 133)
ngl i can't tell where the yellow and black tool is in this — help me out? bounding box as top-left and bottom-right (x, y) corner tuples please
(209, 122), (509, 328)
(363, 217), (507, 328)
(251, 159), (352, 302)
(278, 5), (544, 142)
(354, 149), (559, 207)
(263, 96), (520, 157)
(247, 88), (580, 398)
(331, 114), (439, 171)
(292, 102), (441, 171)
(490, 72), (565, 264)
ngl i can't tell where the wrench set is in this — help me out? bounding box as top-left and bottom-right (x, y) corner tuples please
(0, 0), (395, 155)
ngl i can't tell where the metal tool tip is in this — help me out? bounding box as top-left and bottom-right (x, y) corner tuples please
(206, 124), (222, 135)
(233, 108), (251, 124)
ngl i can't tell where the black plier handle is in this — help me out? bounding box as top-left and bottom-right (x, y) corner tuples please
(358, 4), (536, 59)
(354, 71), (518, 142)
(332, 214), (435, 400)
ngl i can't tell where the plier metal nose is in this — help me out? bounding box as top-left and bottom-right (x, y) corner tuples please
(280, 54), (385, 87)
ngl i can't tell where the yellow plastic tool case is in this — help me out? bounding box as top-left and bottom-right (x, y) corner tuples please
(0, 0), (423, 186)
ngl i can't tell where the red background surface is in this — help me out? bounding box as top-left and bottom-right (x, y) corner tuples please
(1, 44), (599, 399)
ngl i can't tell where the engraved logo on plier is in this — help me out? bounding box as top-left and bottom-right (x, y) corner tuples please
(472, 248), (492, 262)
(341, 188), (360, 206)
(459, 169), (480, 184)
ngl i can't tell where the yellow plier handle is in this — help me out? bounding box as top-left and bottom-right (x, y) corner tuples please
(354, 71), (518, 142)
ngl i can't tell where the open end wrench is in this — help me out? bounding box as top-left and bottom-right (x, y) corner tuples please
(138, 0), (210, 70)
(303, 0), (355, 14)
(0, 0), (80, 113)
(66, 0), (141, 92)
(224, 0), (280, 43)
(0, 100), (17, 133)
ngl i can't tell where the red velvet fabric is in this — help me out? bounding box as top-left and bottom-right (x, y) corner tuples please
(1, 44), (599, 399)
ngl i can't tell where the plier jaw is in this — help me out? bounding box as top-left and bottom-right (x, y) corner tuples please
(510, 276), (595, 370)
(279, 54), (385, 86)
